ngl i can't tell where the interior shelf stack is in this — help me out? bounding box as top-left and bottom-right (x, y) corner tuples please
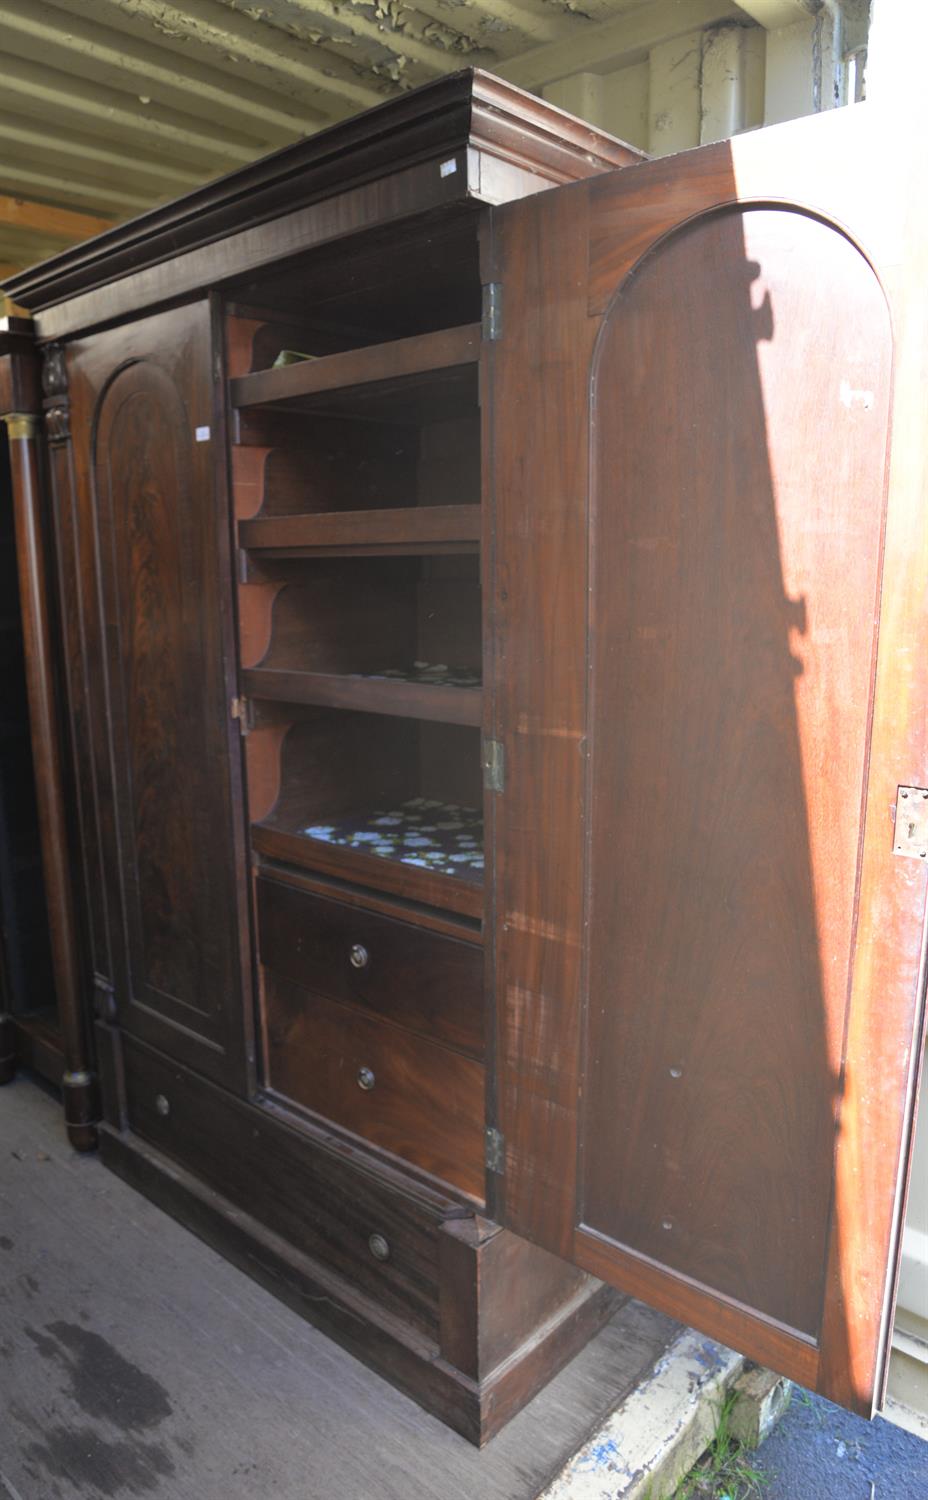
(228, 297), (486, 926)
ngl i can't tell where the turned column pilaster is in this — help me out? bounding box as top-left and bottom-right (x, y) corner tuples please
(0, 321), (97, 1148)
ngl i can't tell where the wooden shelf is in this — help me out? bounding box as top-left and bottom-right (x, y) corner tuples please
(231, 323), (481, 421)
(244, 666), (482, 727)
(239, 504), (481, 558)
(253, 823), (483, 921)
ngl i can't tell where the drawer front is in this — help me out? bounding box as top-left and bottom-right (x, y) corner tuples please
(256, 876), (484, 1058)
(122, 1036), (445, 1339)
(265, 971), (486, 1200)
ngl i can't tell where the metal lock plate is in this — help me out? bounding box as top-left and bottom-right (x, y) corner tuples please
(893, 787), (928, 861)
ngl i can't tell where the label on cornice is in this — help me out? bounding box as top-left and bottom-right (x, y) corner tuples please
(195, 426), (211, 442)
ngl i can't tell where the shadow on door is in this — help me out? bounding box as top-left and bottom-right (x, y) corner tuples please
(581, 197), (893, 1398)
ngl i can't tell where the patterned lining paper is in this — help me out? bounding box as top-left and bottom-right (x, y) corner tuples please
(353, 661), (481, 690)
(303, 798), (483, 883)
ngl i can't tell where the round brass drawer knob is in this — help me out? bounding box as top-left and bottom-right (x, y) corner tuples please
(155, 1094), (170, 1117)
(368, 1233), (390, 1262)
(349, 943), (369, 970)
(357, 1066), (375, 1091)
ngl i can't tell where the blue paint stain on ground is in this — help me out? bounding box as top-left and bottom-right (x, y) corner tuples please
(748, 1389), (928, 1499)
(691, 1341), (728, 1373)
(576, 1436), (624, 1472)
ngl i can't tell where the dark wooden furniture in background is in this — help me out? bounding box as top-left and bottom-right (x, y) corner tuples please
(0, 415), (56, 1084)
(0, 319), (95, 1137)
(0, 72), (925, 1440)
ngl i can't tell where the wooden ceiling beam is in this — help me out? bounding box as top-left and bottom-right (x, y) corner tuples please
(0, 195), (115, 244)
(0, 0), (328, 141)
(72, 0), (385, 114)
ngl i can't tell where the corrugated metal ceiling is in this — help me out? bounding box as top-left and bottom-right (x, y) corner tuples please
(0, 0), (749, 273)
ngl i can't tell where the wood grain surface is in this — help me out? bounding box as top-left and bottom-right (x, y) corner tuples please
(6, 69), (642, 326)
(256, 874), (485, 1057)
(244, 667), (482, 728)
(264, 971), (486, 1198)
(583, 206), (890, 1337)
(240, 504), (482, 555)
(122, 1033), (451, 1340)
(231, 324), (481, 411)
(489, 103), (927, 1414)
(66, 303), (249, 1087)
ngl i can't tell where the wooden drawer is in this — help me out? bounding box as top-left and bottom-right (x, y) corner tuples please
(121, 1036), (448, 1340)
(256, 875), (484, 1058)
(264, 970), (486, 1200)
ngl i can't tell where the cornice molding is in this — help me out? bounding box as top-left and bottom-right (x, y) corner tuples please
(2, 71), (642, 316)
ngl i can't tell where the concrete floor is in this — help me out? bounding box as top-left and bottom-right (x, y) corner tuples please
(743, 1387), (928, 1500)
(0, 1072), (680, 1500)
(6, 1072), (926, 1500)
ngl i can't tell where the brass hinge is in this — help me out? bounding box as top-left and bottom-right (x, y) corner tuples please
(893, 786), (928, 860)
(231, 696), (253, 736)
(485, 1127), (505, 1174)
(482, 283), (502, 342)
(482, 737), (505, 793)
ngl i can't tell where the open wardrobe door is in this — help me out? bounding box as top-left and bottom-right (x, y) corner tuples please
(485, 99), (928, 1416)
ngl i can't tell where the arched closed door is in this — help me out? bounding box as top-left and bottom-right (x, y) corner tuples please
(67, 301), (248, 1089)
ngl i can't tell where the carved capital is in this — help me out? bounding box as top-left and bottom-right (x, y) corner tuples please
(41, 343), (67, 399)
(42, 343), (70, 445)
(45, 405), (70, 443)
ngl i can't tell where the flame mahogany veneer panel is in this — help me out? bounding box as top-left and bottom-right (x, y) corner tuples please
(256, 874), (484, 1059)
(66, 303), (250, 1086)
(583, 207), (892, 1337)
(264, 972), (486, 1199)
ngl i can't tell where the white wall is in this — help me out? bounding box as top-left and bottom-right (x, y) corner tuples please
(535, 1), (873, 157)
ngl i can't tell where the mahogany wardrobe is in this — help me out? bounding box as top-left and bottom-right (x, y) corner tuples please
(0, 70), (925, 1443)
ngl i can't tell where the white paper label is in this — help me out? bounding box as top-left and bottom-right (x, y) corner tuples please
(195, 425), (211, 442)
(439, 158), (457, 178)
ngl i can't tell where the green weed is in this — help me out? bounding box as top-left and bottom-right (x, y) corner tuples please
(642, 1388), (768, 1500)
